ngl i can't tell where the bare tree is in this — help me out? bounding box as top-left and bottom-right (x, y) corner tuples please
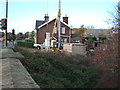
(106, 1), (120, 30)
(117, 1), (120, 30)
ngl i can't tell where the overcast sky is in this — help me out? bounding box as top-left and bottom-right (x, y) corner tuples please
(0, 0), (118, 34)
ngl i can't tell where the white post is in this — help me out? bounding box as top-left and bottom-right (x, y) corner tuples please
(5, 0), (8, 47)
(58, 0), (61, 48)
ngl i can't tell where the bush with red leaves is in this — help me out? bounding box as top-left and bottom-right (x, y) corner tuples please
(87, 33), (119, 88)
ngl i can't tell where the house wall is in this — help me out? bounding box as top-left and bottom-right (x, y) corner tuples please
(54, 22), (71, 43)
(63, 43), (86, 55)
(37, 20), (54, 44)
(72, 44), (86, 55)
(37, 20), (71, 44)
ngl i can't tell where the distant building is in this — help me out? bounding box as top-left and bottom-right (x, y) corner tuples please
(86, 29), (112, 38)
(72, 28), (113, 38)
(71, 34), (84, 43)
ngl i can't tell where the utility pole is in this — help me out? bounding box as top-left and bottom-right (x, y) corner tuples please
(5, 0), (8, 47)
(58, 0), (61, 48)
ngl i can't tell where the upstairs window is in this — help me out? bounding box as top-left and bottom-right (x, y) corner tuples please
(62, 27), (65, 34)
(54, 27), (57, 34)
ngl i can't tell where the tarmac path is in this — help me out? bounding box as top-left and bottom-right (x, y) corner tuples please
(0, 49), (2, 89)
(0, 48), (40, 89)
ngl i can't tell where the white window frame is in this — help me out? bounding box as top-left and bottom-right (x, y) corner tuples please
(54, 27), (57, 34)
(62, 27), (65, 34)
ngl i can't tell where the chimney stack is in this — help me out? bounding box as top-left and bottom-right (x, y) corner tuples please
(63, 14), (68, 24)
(44, 14), (49, 22)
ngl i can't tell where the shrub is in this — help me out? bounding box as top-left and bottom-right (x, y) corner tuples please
(25, 40), (34, 43)
(15, 47), (99, 88)
(17, 41), (33, 48)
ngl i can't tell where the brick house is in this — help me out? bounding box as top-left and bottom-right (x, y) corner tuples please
(35, 14), (72, 46)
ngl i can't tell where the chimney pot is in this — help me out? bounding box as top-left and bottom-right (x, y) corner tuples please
(63, 15), (68, 24)
(44, 14), (49, 22)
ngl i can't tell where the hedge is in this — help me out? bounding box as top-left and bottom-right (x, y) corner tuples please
(17, 41), (33, 48)
(25, 40), (34, 43)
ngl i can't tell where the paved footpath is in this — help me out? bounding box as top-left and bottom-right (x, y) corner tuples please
(0, 48), (40, 89)
(0, 49), (2, 90)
